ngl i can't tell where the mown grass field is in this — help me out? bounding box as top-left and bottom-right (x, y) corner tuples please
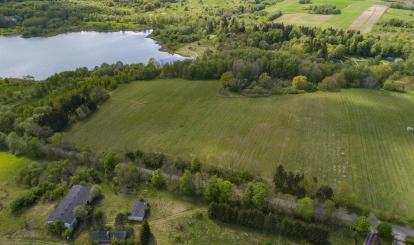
(65, 79), (414, 216)
(271, 0), (383, 29)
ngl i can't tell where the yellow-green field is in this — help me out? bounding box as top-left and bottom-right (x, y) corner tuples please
(66, 79), (414, 216)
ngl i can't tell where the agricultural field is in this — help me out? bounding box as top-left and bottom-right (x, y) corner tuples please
(272, 0), (384, 29)
(66, 79), (414, 217)
(372, 7), (414, 35)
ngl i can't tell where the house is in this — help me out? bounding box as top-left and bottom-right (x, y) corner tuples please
(47, 185), (92, 229)
(127, 200), (149, 222)
(91, 231), (128, 244)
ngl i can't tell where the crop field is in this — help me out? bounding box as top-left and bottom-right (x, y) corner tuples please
(65, 79), (414, 216)
(271, 0), (383, 29)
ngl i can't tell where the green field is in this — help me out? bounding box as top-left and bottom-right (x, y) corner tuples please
(270, 0), (381, 29)
(65, 79), (414, 216)
(0, 153), (62, 244)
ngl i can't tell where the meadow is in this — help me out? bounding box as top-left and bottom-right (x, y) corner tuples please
(0, 152), (62, 244)
(75, 184), (353, 244)
(66, 79), (414, 216)
(271, 0), (382, 29)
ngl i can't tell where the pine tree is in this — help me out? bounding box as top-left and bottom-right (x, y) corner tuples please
(140, 220), (152, 245)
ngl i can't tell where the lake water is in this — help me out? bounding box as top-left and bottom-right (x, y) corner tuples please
(0, 30), (187, 80)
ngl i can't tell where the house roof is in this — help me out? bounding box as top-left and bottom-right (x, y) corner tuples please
(129, 200), (148, 218)
(91, 231), (128, 243)
(48, 185), (91, 225)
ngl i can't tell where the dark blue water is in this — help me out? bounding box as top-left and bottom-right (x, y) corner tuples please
(0, 30), (187, 80)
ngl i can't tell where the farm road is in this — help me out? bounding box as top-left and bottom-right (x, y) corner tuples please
(349, 5), (388, 34)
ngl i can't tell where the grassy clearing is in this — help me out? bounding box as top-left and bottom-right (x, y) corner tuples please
(276, 13), (332, 27)
(83, 184), (352, 244)
(0, 152), (62, 244)
(66, 79), (414, 216)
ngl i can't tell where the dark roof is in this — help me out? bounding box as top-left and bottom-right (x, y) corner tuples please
(48, 185), (91, 225)
(130, 200), (148, 218)
(91, 231), (128, 243)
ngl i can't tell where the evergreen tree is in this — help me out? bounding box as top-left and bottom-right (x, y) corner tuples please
(180, 169), (193, 195)
(140, 220), (152, 245)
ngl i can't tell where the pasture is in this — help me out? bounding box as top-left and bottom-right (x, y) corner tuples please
(65, 79), (414, 216)
(271, 0), (384, 30)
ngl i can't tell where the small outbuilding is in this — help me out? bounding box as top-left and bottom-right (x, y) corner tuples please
(127, 200), (149, 222)
(91, 231), (128, 244)
(47, 185), (92, 229)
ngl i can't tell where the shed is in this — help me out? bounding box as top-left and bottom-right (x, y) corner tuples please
(127, 200), (148, 222)
(91, 231), (128, 244)
(47, 185), (92, 229)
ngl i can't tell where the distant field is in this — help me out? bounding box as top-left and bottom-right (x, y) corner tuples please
(65, 79), (414, 216)
(270, 0), (383, 30)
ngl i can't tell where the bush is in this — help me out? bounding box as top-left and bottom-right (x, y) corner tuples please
(151, 169), (165, 188)
(292, 76), (310, 91)
(308, 4), (341, 14)
(383, 80), (405, 92)
(208, 202), (330, 244)
(299, 0), (311, 3)
(90, 184), (103, 201)
(377, 222), (393, 240)
(406, 236), (414, 245)
(352, 216), (370, 236)
(268, 11), (283, 21)
(318, 76), (340, 91)
(142, 152), (165, 169)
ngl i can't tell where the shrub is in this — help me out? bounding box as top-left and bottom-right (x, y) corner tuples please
(352, 216), (370, 236)
(308, 4), (341, 14)
(204, 176), (233, 203)
(268, 11), (283, 21)
(292, 76), (310, 91)
(151, 169), (165, 189)
(142, 152), (165, 169)
(383, 80), (405, 92)
(318, 76), (340, 91)
(406, 236), (414, 245)
(377, 222), (393, 240)
(180, 169), (193, 195)
(298, 197), (314, 220)
(299, 0), (311, 3)
(208, 202), (330, 244)
(90, 184), (103, 201)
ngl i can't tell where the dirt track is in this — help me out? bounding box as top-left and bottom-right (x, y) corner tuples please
(349, 5), (388, 34)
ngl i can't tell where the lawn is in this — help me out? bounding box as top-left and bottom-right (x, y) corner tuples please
(65, 79), (414, 216)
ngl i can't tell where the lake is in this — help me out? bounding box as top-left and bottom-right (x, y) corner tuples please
(0, 30), (187, 80)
